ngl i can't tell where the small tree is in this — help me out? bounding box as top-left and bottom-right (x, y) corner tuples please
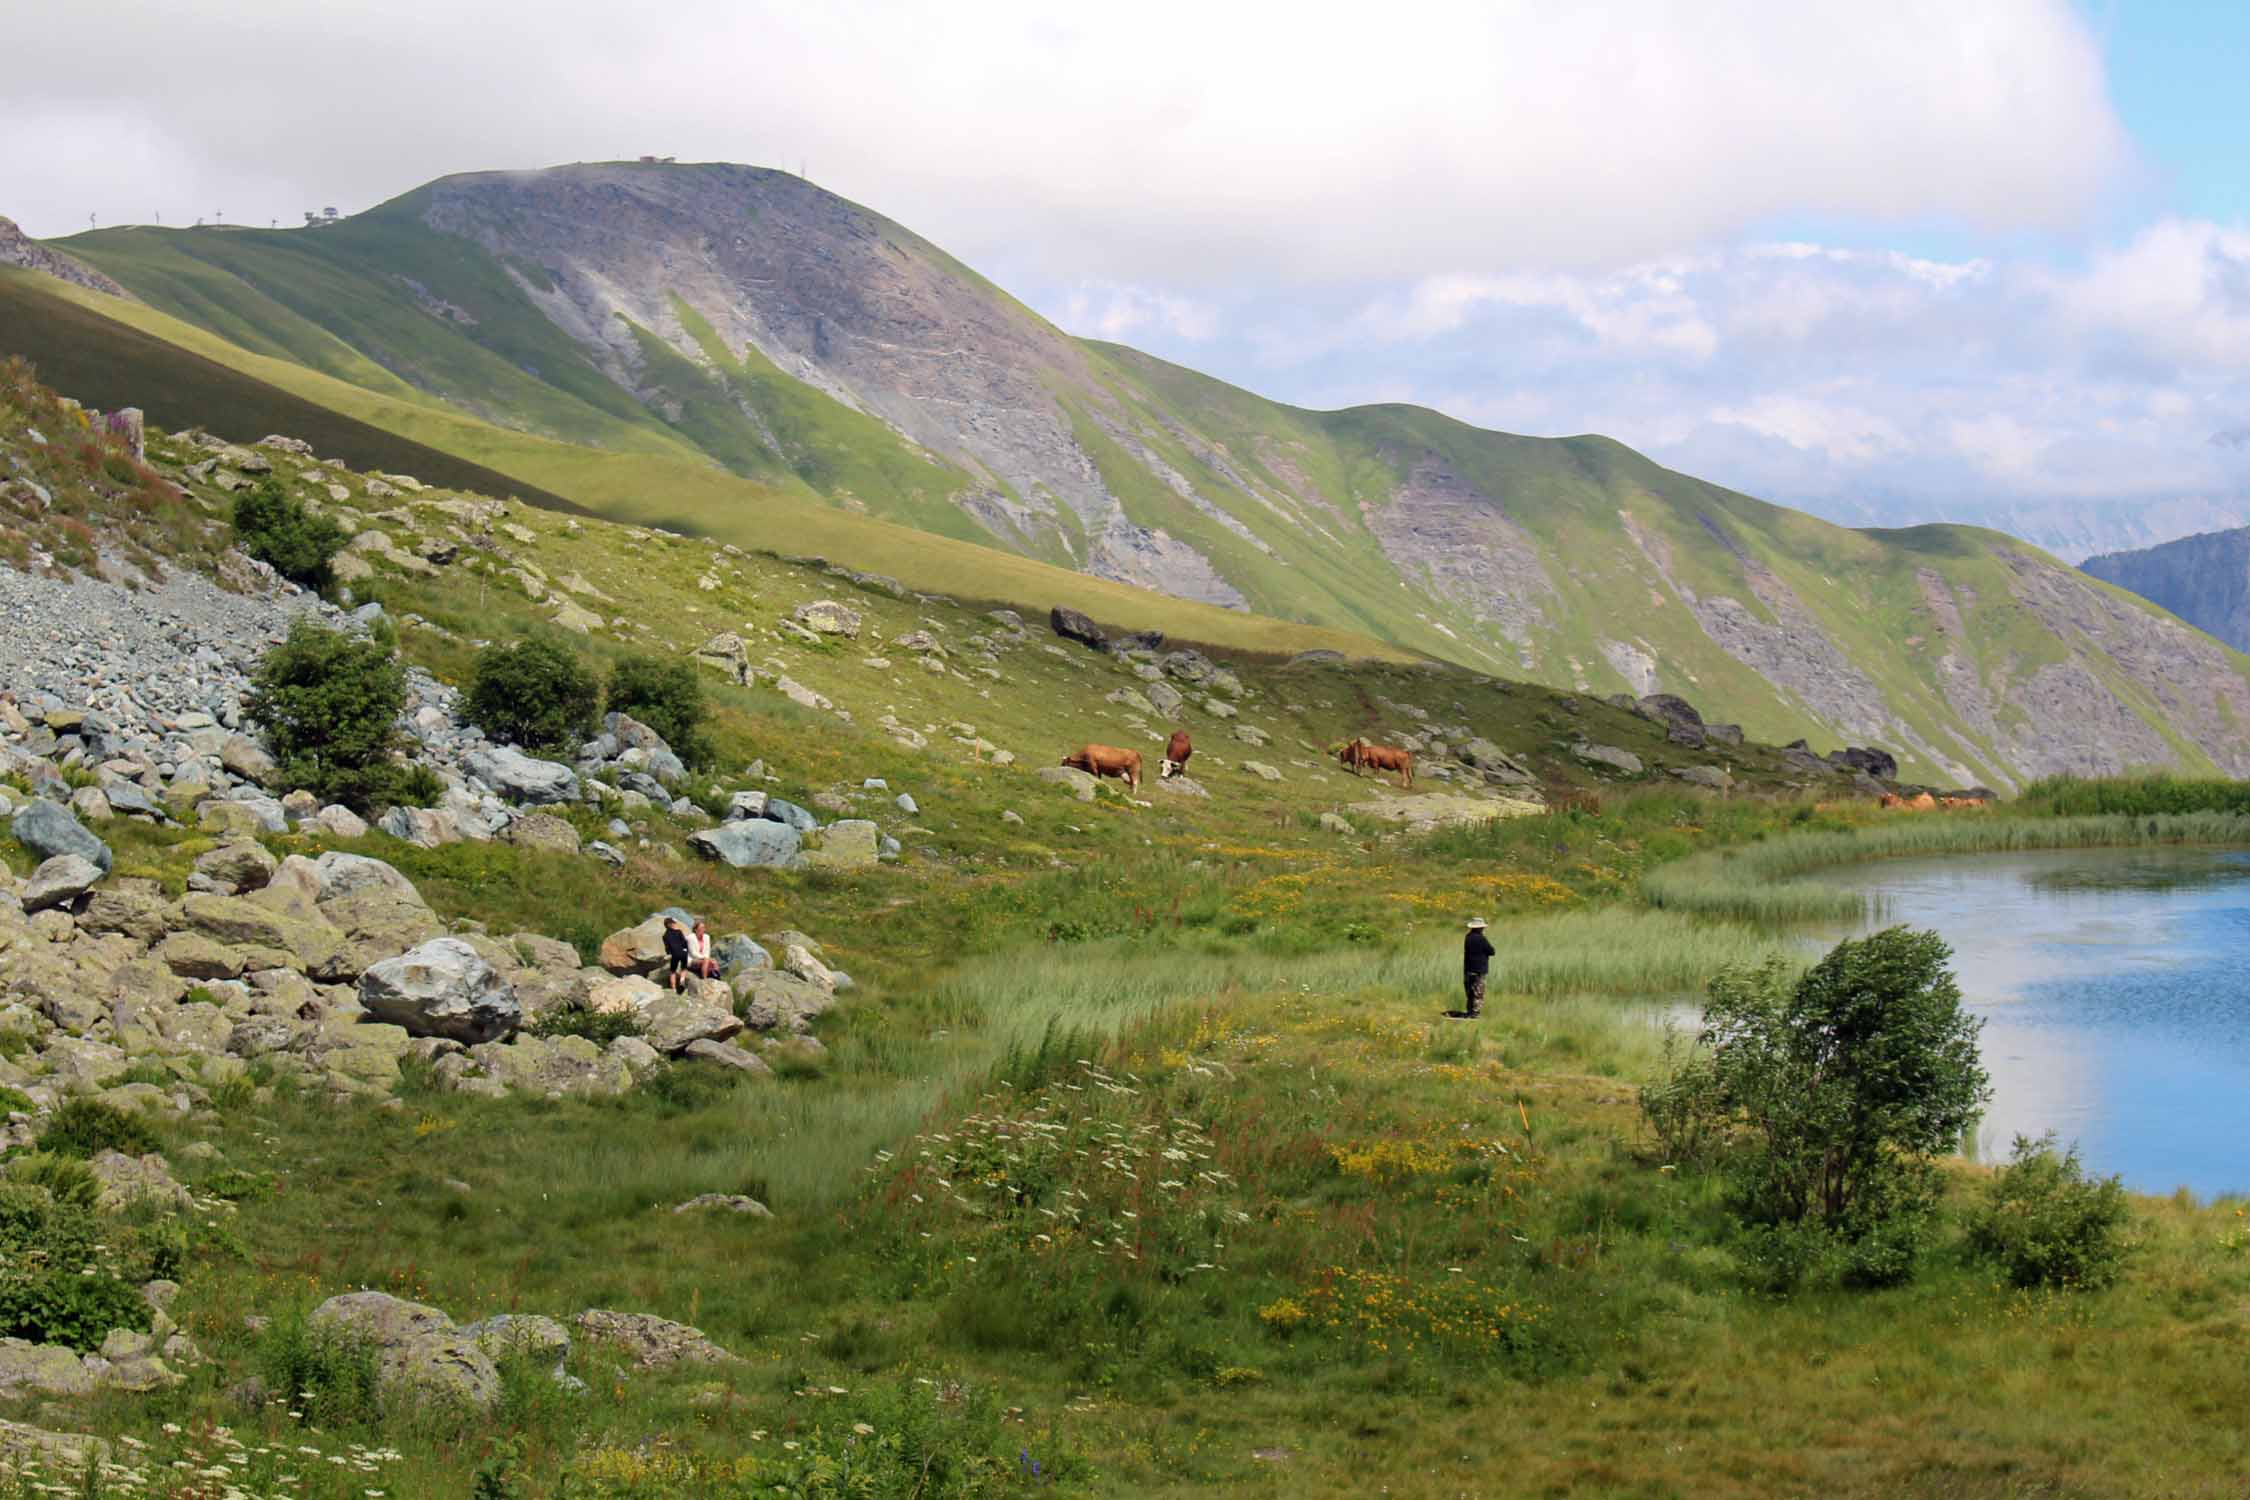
(1966, 1133), (2132, 1289)
(246, 619), (436, 813)
(232, 477), (347, 591)
(466, 638), (599, 752)
(607, 654), (712, 767)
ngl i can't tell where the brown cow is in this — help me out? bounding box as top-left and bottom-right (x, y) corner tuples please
(1061, 743), (1142, 790)
(1162, 730), (1193, 779)
(1338, 738), (1414, 789)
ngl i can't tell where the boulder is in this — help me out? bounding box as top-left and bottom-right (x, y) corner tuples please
(639, 993), (745, 1055)
(309, 1293), (500, 1407)
(571, 1309), (742, 1369)
(598, 917), (674, 976)
(85, 1151), (194, 1213)
(733, 970), (834, 1034)
(500, 812), (581, 856)
(0, 1340), (95, 1398)
(762, 797), (818, 833)
(791, 601), (862, 639)
(378, 805), (462, 848)
(310, 851), (420, 903)
(1242, 761), (1284, 782)
(588, 974), (665, 1014)
(219, 734), (279, 787)
(358, 938), (520, 1045)
(22, 854), (102, 915)
(310, 804), (370, 839)
(1635, 694), (1703, 732)
(799, 820), (879, 871)
(1049, 606), (1108, 652)
(1037, 765), (1101, 801)
(1828, 746), (1900, 780)
(1318, 812), (1356, 834)
(68, 785), (112, 823)
(1672, 765), (1735, 791)
(688, 820), (801, 869)
(11, 800), (110, 874)
(1458, 738), (1537, 785)
(182, 893), (345, 975)
(465, 746), (579, 806)
(692, 632), (753, 686)
(673, 1194), (771, 1217)
(1571, 742), (1644, 775)
(683, 1038), (770, 1074)
(194, 839), (277, 892)
(199, 797), (288, 836)
(725, 789), (768, 821)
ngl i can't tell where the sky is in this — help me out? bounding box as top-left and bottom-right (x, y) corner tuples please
(9, 0), (2250, 557)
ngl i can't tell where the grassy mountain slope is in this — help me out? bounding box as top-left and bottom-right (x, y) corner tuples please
(24, 164), (2250, 786)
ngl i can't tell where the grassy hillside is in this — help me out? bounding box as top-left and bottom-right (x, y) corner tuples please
(9, 388), (2250, 1496)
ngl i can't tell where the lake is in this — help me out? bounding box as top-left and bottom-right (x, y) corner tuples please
(1809, 846), (2250, 1198)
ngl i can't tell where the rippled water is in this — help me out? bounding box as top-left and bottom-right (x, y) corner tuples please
(1809, 847), (2250, 1198)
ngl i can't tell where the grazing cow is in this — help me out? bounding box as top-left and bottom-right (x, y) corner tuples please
(1061, 743), (1143, 791)
(1162, 730), (1193, 779)
(1338, 738), (1414, 789)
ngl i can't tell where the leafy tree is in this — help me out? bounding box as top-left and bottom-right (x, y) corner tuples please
(1657, 928), (1990, 1288)
(607, 654), (712, 767)
(232, 476), (347, 590)
(466, 638), (599, 751)
(246, 619), (439, 813)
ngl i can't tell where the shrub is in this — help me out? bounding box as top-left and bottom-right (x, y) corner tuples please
(525, 1007), (648, 1047)
(36, 1095), (161, 1158)
(232, 477), (347, 590)
(1966, 1133), (2133, 1289)
(1637, 1025), (1731, 1169)
(1653, 928), (1990, 1289)
(607, 654), (712, 768)
(0, 1179), (156, 1351)
(6, 1152), (99, 1209)
(466, 638), (599, 752)
(246, 619), (440, 813)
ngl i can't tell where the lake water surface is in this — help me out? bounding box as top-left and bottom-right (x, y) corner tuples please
(1810, 847), (2250, 1198)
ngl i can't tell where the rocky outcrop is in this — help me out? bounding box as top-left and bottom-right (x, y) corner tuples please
(358, 939), (521, 1045)
(0, 216), (129, 297)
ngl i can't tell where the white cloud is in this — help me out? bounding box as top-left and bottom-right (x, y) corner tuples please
(2050, 219), (2250, 369)
(6, 0), (2126, 286)
(1056, 282), (1217, 343)
(1713, 396), (1903, 464)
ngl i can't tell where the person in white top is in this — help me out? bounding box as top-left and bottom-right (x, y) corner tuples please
(685, 920), (721, 983)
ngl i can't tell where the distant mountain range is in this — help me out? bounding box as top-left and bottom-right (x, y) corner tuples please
(2083, 527), (2250, 654)
(1812, 493), (2250, 567)
(5, 160), (2250, 787)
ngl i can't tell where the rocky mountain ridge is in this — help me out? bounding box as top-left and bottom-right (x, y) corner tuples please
(16, 165), (2250, 784)
(2081, 524), (2250, 654)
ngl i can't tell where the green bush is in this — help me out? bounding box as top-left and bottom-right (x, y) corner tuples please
(466, 638), (599, 752)
(525, 1007), (648, 1047)
(1966, 1133), (2133, 1289)
(0, 1180), (158, 1351)
(607, 654), (713, 768)
(232, 476), (347, 590)
(6, 1151), (100, 1209)
(36, 1095), (161, 1158)
(246, 619), (441, 813)
(1656, 928), (1990, 1290)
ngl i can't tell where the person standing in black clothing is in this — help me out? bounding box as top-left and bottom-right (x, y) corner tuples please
(1462, 917), (1494, 1018)
(661, 917), (692, 993)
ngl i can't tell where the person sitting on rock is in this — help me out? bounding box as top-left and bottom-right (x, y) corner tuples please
(686, 920), (721, 983)
(662, 917), (693, 992)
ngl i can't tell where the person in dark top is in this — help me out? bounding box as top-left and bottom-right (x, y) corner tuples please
(1462, 917), (1494, 1018)
(661, 917), (692, 992)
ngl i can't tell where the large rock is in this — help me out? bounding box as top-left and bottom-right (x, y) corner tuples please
(1458, 738), (1537, 786)
(639, 993), (745, 1055)
(378, 805), (462, 848)
(692, 632), (753, 686)
(791, 600), (862, 639)
(733, 970), (835, 1034)
(1048, 606), (1108, 652)
(500, 812), (582, 855)
(198, 797), (287, 835)
(309, 1293), (499, 1407)
(182, 893), (346, 976)
(465, 746), (580, 806)
(571, 1309), (741, 1369)
(0, 1340), (95, 1398)
(85, 1151), (193, 1213)
(194, 839), (277, 892)
(688, 820), (801, 869)
(358, 938), (520, 1044)
(1037, 765), (1101, 801)
(598, 916), (674, 976)
(1672, 765), (1735, 791)
(219, 734), (279, 787)
(11, 800), (110, 874)
(22, 854), (102, 915)
(1828, 745), (1900, 780)
(762, 797), (818, 833)
(1571, 742), (1644, 775)
(798, 820), (879, 871)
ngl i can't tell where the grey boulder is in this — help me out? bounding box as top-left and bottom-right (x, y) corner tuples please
(22, 854), (103, 914)
(688, 820), (801, 869)
(358, 937), (521, 1045)
(11, 800), (111, 874)
(465, 746), (580, 806)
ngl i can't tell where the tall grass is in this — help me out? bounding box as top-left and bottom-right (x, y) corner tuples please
(2018, 774), (2250, 818)
(1644, 811), (2250, 923)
